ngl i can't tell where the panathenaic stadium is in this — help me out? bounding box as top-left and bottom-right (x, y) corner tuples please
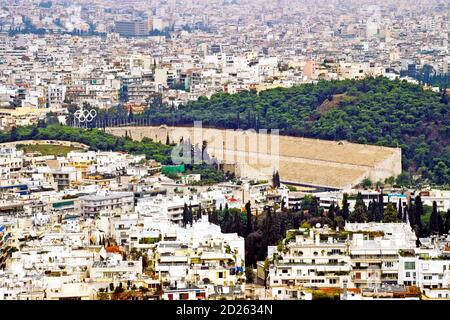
(106, 126), (402, 191)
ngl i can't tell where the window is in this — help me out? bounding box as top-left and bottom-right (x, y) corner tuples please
(282, 269), (288, 274)
(406, 272), (410, 278)
(180, 293), (189, 300)
(385, 262), (394, 268)
(329, 279), (337, 284)
(404, 262), (415, 270)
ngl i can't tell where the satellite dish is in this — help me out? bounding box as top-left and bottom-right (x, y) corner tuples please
(315, 223), (321, 228)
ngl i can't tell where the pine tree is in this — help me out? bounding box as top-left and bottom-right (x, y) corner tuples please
(342, 193), (350, 221)
(383, 203), (399, 222)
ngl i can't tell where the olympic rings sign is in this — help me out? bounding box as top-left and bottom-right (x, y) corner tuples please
(74, 108), (97, 123)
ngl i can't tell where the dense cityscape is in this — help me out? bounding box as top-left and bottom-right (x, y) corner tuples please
(0, 0), (449, 302)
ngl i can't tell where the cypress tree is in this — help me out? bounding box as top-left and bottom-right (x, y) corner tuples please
(222, 204), (231, 233)
(328, 202), (336, 221)
(414, 195), (424, 236)
(189, 204), (194, 226)
(245, 201), (252, 235)
(272, 171), (280, 188)
(348, 193), (368, 223)
(429, 201), (440, 235)
(368, 200), (376, 222)
(212, 210), (219, 225)
(197, 203), (202, 221)
(438, 212), (444, 235)
(234, 211), (243, 235)
(309, 197), (320, 217)
(377, 192), (384, 222)
(444, 210), (450, 234)
(397, 199), (403, 221)
(182, 203), (189, 227)
(342, 193), (350, 221)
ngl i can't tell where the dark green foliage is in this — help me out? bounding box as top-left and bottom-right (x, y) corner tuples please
(383, 203), (399, 223)
(429, 201), (440, 235)
(308, 197), (320, 217)
(327, 202), (336, 221)
(184, 164), (227, 185)
(182, 203), (189, 227)
(140, 77), (449, 186)
(414, 195), (424, 236)
(245, 201), (252, 236)
(272, 171), (280, 188)
(0, 125), (173, 164)
(348, 192), (368, 223)
(368, 200), (376, 222)
(444, 210), (450, 234)
(397, 199), (403, 221)
(341, 193), (350, 221)
(188, 204), (194, 226)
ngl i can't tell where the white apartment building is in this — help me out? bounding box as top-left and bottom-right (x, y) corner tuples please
(346, 223), (417, 288)
(135, 194), (200, 225)
(47, 84), (66, 107)
(267, 227), (352, 300)
(79, 191), (134, 217)
(398, 236), (450, 299)
(152, 219), (245, 299)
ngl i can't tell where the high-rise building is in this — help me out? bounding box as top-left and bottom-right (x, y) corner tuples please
(115, 20), (149, 37)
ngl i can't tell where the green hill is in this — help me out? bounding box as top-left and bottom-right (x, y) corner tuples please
(141, 77), (449, 186)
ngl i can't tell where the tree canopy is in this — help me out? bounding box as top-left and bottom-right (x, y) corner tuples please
(138, 77), (449, 186)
